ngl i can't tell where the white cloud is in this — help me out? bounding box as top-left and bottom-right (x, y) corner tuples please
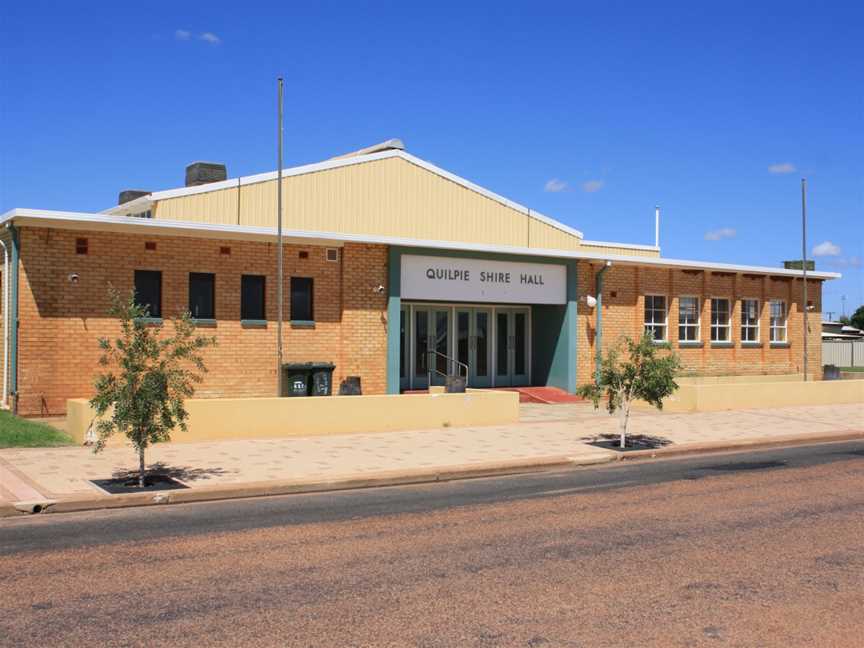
(768, 162), (796, 175)
(199, 32), (222, 45)
(582, 179), (604, 193)
(812, 240), (841, 257)
(704, 227), (737, 241)
(174, 29), (191, 41)
(544, 178), (568, 192)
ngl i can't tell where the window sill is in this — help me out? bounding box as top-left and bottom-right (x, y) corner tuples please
(241, 319), (268, 329)
(134, 317), (163, 326)
(678, 341), (704, 348)
(710, 342), (734, 348)
(650, 339), (671, 346)
(191, 318), (217, 328)
(290, 320), (315, 329)
(770, 342), (790, 348)
(741, 341), (763, 348)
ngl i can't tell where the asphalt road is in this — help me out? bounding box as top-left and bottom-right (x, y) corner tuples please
(2, 441), (864, 647)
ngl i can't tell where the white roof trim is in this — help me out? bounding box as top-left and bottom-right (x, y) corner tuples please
(100, 149), (585, 240)
(581, 239), (660, 252)
(0, 208), (841, 280)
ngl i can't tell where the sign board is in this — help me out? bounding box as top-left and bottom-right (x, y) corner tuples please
(400, 255), (567, 304)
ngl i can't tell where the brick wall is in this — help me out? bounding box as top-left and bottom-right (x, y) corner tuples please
(576, 261), (823, 385)
(15, 227), (388, 416)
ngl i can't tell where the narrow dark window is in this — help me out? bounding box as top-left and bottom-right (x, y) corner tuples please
(189, 273), (215, 320)
(145, 241), (157, 251)
(241, 275), (266, 320)
(290, 277), (313, 322)
(134, 270), (162, 318)
(75, 238), (88, 255)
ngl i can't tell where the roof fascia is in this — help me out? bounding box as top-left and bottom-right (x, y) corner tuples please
(1, 208), (840, 280)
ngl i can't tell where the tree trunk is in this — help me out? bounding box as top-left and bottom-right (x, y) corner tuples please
(138, 447), (146, 488)
(619, 398), (631, 448)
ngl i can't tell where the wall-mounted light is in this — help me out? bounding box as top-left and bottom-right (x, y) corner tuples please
(68, 273), (80, 285)
(585, 295), (597, 308)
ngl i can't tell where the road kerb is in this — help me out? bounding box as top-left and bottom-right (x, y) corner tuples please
(613, 429), (864, 462)
(10, 454), (612, 517)
(4, 430), (863, 518)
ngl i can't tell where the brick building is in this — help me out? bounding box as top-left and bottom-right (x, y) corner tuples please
(0, 140), (837, 416)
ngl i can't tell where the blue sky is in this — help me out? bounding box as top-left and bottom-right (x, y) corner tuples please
(1, 1), (861, 317)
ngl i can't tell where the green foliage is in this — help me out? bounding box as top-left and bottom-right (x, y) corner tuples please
(577, 333), (681, 447)
(850, 305), (864, 331)
(89, 289), (216, 486)
(0, 410), (74, 448)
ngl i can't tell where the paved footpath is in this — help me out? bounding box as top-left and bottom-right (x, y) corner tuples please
(1, 402), (861, 507)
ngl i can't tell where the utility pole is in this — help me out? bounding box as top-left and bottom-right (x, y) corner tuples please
(276, 77), (284, 396)
(801, 178), (808, 382)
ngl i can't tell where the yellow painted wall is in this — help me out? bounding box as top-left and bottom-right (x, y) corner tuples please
(65, 390), (520, 445)
(638, 378), (864, 412)
(154, 156), (590, 251)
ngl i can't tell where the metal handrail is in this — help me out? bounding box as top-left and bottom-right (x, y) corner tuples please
(426, 350), (469, 388)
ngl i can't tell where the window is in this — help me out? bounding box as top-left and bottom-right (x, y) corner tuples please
(741, 299), (760, 342)
(75, 238), (88, 255)
(134, 270), (162, 319)
(644, 295), (668, 341)
(769, 300), (787, 342)
(241, 275), (266, 321)
(678, 296), (700, 342)
(189, 273), (215, 320)
(710, 298), (731, 342)
(290, 277), (314, 322)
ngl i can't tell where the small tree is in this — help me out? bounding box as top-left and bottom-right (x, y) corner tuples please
(850, 305), (864, 332)
(90, 289), (216, 487)
(577, 333), (681, 448)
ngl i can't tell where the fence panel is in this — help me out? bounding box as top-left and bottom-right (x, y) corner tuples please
(822, 340), (864, 367)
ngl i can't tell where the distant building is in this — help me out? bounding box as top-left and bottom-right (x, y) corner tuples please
(822, 321), (864, 340)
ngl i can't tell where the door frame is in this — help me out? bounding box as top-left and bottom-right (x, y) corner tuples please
(402, 302), (532, 390)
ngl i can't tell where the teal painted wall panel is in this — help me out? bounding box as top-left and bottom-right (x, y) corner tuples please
(386, 247), (578, 394)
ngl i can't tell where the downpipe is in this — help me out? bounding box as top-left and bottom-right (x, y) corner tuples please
(594, 261), (612, 383)
(0, 237), (8, 409)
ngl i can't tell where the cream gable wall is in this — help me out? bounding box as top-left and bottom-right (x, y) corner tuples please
(152, 155), (659, 256)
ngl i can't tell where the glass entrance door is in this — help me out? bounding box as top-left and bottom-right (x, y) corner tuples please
(494, 308), (530, 387)
(412, 307), (450, 389)
(456, 308), (492, 388)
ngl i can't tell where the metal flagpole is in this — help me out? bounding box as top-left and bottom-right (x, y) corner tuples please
(276, 77), (284, 396)
(801, 178), (808, 382)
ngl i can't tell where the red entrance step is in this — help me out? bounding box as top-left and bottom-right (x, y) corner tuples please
(496, 387), (586, 404)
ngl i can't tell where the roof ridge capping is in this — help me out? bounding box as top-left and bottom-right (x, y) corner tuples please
(331, 139), (405, 160)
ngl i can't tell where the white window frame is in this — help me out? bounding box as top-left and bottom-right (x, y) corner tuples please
(677, 295), (700, 342)
(740, 298), (760, 343)
(644, 294), (668, 342)
(769, 299), (787, 343)
(710, 297), (731, 342)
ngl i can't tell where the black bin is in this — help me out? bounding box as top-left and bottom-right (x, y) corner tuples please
(823, 364), (840, 381)
(282, 363), (312, 397)
(310, 363), (336, 396)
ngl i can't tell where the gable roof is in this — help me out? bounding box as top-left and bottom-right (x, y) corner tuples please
(102, 148), (585, 241)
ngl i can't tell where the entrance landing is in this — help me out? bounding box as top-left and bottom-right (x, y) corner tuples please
(404, 387), (583, 404)
(497, 387), (585, 404)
